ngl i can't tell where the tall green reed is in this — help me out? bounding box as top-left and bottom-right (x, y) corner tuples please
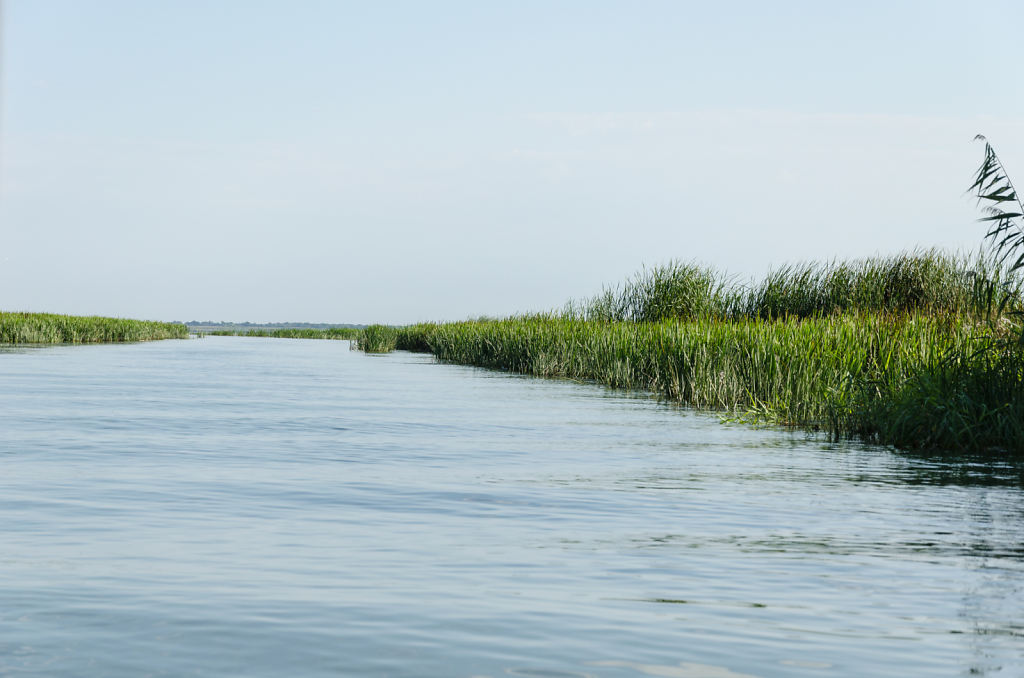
(568, 251), (1007, 323)
(352, 141), (1024, 453)
(355, 324), (399, 353)
(970, 135), (1024, 340)
(0, 312), (188, 343)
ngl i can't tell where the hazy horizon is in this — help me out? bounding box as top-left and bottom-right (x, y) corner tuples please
(2, 1), (1023, 324)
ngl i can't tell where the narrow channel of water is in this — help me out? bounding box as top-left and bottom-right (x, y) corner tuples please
(1, 337), (1021, 676)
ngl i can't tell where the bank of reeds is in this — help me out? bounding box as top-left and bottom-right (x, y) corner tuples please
(568, 250), (1017, 323)
(354, 324), (399, 353)
(846, 338), (1024, 451)
(0, 312), (188, 343)
(383, 313), (1021, 453)
(353, 137), (1024, 453)
(210, 327), (359, 340)
(354, 249), (1023, 453)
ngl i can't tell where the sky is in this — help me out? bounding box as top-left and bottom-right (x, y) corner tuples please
(2, 1), (1023, 324)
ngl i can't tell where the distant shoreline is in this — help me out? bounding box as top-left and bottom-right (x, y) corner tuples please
(187, 322), (366, 334)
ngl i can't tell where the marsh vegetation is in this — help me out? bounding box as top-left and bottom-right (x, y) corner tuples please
(353, 324), (400, 353)
(376, 258), (1021, 453)
(0, 312), (188, 344)
(357, 140), (1024, 454)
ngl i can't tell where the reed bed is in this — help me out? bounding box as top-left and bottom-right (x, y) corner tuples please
(569, 250), (1019, 323)
(385, 315), (1021, 453)
(848, 339), (1024, 452)
(0, 312), (188, 343)
(354, 324), (399, 353)
(353, 140), (1024, 453)
(354, 248), (1023, 454)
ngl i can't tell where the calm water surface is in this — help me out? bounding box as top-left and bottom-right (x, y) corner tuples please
(1, 337), (1022, 677)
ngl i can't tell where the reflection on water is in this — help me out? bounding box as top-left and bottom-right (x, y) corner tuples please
(0, 337), (1022, 677)
(0, 344), (48, 354)
(591, 661), (760, 678)
(886, 458), (1024, 488)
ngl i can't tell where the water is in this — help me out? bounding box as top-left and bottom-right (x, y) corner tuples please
(1, 337), (1022, 677)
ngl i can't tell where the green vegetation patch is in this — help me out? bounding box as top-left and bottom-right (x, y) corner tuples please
(354, 324), (399, 353)
(353, 251), (1023, 453)
(353, 140), (1024, 454)
(568, 250), (1018, 323)
(0, 312), (188, 344)
(376, 315), (1022, 453)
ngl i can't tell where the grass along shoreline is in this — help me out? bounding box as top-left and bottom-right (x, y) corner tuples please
(354, 139), (1024, 453)
(355, 251), (1024, 454)
(0, 312), (188, 343)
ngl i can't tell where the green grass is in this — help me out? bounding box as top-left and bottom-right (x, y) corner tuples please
(569, 250), (1017, 323)
(354, 324), (399, 353)
(844, 339), (1024, 452)
(0, 312), (188, 343)
(359, 139), (1024, 453)
(382, 314), (1022, 453)
(355, 250), (1024, 454)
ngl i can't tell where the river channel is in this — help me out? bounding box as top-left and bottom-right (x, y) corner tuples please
(1, 337), (1021, 676)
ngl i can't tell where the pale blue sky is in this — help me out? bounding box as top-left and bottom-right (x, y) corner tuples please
(2, 1), (1023, 323)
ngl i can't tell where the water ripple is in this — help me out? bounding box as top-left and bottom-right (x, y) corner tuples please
(1, 337), (1022, 677)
